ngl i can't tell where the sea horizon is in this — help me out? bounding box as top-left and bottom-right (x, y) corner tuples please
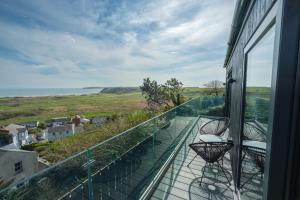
(0, 87), (104, 98)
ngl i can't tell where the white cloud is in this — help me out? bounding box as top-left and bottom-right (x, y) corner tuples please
(0, 0), (235, 88)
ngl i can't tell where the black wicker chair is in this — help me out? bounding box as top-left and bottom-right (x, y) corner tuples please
(241, 145), (266, 188)
(188, 142), (233, 186)
(243, 122), (266, 142)
(188, 118), (230, 166)
(199, 117), (230, 136)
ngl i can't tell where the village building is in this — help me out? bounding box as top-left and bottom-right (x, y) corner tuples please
(17, 121), (39, 129)
(90, 116), (107, 126)
(48, 117), (70, 127)
(0, 145), (39, 185)
(0, 127), (12, 147)
(46, 124), (75, 142)
(5, 124), (31, 147)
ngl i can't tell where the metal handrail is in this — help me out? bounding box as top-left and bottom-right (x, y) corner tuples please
(0, 96), (203, 194)
(140, 116), (201, 200)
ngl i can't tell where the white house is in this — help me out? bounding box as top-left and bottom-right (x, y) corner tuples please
(5, 124), (30, 147)
(0, 144), (39, 185)
(18, 121), (39, 129)
(46, 124), (75, 142)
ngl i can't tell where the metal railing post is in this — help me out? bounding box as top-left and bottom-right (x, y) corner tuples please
(85, 149), (94, 200)
(152, 121), (156, 154)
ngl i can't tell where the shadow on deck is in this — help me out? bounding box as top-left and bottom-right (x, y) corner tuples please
(151, 118), (263, 200)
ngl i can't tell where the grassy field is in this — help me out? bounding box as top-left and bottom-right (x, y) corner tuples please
(0, 87), (223, 163)
(246, 86), (271, 95)
(0, 92), (145, 126)
(0, 86), (269, 128)
(0, 87), (211, 126)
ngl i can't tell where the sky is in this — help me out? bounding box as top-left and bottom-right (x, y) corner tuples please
(247, 26), (275, 87)
(0, 0), (235, 88)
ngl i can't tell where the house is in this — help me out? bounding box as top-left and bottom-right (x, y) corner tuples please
(17, 121), (39, 129)
(5, 124), (30, 147)
(0, 127), (12, 147)
(222, 0), (300, 199)
(48, 117), (70, 127)
(0, 144), (39, 186)
(80, 118), (90, 124)
(46, 124), (75, 142)
(90, 116), (107, 126)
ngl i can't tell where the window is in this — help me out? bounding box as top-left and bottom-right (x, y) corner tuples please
(240, 25), (275, 196)
(15, 161), (23, 174)
(244, 27), (275, 129)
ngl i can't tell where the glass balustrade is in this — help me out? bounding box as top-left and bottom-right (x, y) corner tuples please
(0, 95), (224, 200)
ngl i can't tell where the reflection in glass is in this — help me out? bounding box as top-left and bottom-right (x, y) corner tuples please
(240, 26), (275, 199)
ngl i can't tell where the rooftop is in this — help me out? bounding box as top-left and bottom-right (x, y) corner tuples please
(5, 124), (26, 134)
(48, 124), (73, 133)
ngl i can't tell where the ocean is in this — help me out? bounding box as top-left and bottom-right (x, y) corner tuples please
(0, 88), (103, 98)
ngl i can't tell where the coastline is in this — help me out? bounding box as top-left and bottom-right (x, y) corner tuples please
(0, 88), (103, 98)
(0, 93), (100, 99)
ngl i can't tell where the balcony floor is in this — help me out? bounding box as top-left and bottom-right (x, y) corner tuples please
(239, 155), (264, 199)
(150, 118), (264, 200)
(150, 118), (235, 200)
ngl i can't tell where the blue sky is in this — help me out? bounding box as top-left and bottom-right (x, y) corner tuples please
(0, 0), (235, 88)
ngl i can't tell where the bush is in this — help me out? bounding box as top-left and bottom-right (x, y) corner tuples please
(21, 142), (49, 152)
(206, 105), (225, 117)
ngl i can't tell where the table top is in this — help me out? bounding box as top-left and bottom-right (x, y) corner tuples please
(199, 134), (227, 143)
(242, 140), (266, 150)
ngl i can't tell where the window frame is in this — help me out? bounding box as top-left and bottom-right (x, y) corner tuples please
(14, 161), (23, 174)
(239, 1), (278, 190)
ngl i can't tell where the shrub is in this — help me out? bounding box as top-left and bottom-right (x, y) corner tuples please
(206, 105), (225, 117)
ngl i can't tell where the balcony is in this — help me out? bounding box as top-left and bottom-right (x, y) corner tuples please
(0, 96), (262, 200)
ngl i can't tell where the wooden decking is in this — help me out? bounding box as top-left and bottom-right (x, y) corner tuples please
(150, 118), (264, 200)
(150, 118), (234, 200)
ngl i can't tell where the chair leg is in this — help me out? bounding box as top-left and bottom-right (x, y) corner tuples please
(217, 160), (231, 186)
(187, 155), (197, 167)
(199, 162), (208, 186)
(240, 152), (246, 174)
(240, 172), (259, 188)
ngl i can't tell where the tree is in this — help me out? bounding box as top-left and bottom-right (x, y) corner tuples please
(140, 78), (169, 111)
(204, 80), (224, 96)
(140, 78), (185, 111)
(165, 78), (184, 106)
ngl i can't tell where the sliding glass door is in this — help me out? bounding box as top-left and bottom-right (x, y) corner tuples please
(240, 25), (276, 199)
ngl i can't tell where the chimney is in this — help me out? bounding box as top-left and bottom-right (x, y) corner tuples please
(72, 115), (81, 126)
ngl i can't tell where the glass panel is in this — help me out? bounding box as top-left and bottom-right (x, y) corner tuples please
(0, 96), (225, 199)
(240, 26), (275, 199)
